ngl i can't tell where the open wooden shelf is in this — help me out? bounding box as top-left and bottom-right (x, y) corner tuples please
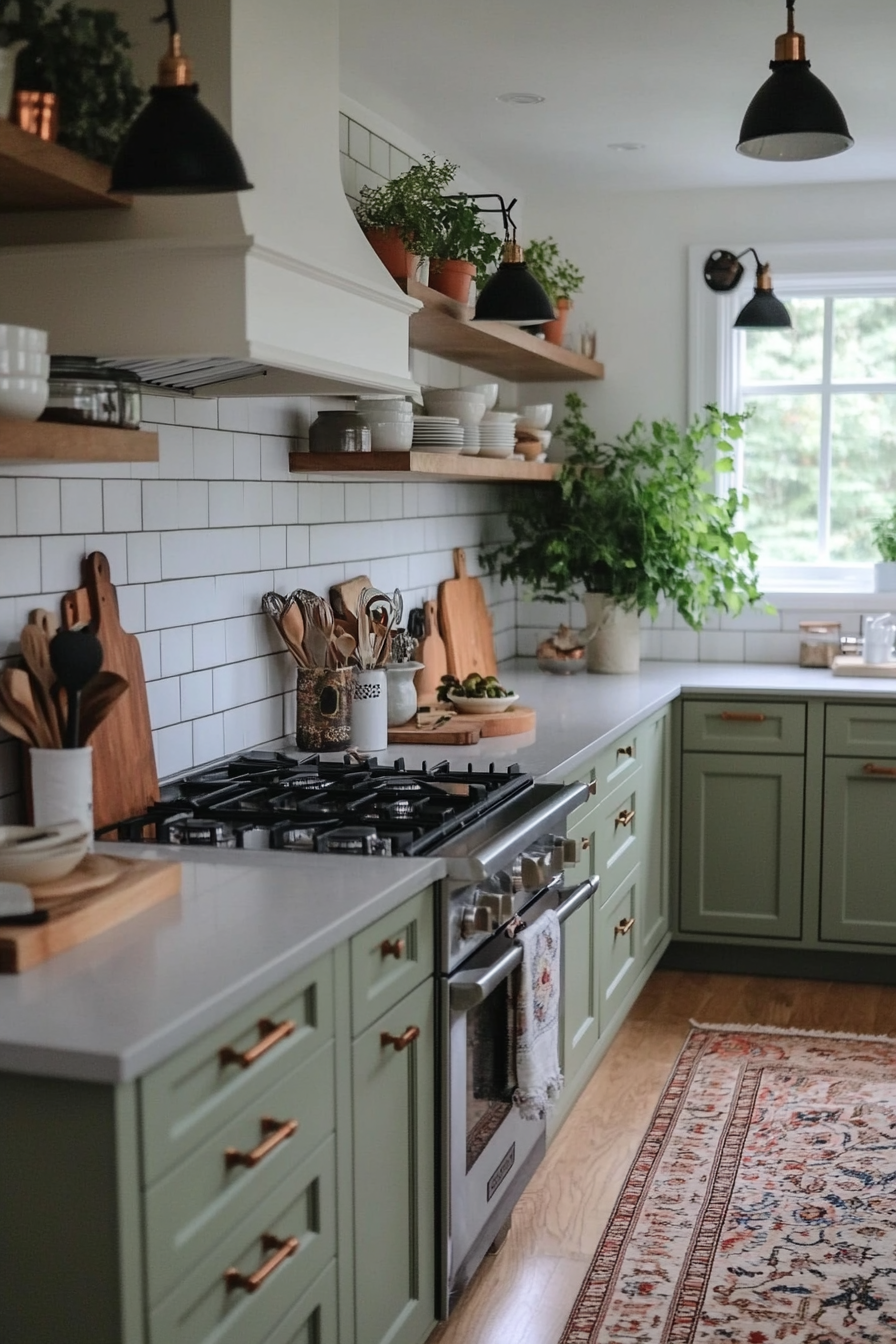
(289, 450), (557, 481)
(0, 419), (158, 462)
(401, 278), (604, 383)
(0, 119), (130, 211)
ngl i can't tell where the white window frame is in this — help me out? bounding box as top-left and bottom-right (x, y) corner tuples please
(689, 239), (896, 604)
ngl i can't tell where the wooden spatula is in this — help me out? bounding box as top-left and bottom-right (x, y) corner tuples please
(413, 599), (448, 705)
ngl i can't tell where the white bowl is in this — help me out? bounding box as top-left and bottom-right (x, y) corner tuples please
(517, 428), (552, 450)
(368, 420), (414, 450)
(0, 350), (49, 377)
(466, 382), (499, 410)
(478, 443), (516, 459)
(355, 397), (412, 413)
(0, 375), (49, 421)
(422, 391), (487, 423)
(518, 403), (553, 429)
(0, 324), (47, 353)
(481, 410), (519, 423)
(448, 690), (519, 714)
(0, 823), (90, 885)
(357, 406), (414, 421)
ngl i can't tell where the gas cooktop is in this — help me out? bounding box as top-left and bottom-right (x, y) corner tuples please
(96, 750), (534, 858)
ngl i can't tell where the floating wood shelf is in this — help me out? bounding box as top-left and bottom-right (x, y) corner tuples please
(401, 279), (604, 383)
(0, 120), (131, 212)
(289, 450), (557, 481)
(0, 420), (158, 462)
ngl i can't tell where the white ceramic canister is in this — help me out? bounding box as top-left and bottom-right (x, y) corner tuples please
(351, 668), (388, 751)
(385, 662), (424, 727)
(29, 746), (94, 848)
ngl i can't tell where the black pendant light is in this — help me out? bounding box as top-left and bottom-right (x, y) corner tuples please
(704, 249), (792, 329)
(110, 0), (252, 195)
(462, 194), (555, 326)
(737, 0), (853, 162)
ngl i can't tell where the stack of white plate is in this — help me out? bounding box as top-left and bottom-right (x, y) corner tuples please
(412, 415), (464, 453)
(0, 325), (49, 421)
(479, 411), (518, 458)
(461, 424), (480, 455)
(355, 397), (414, 452)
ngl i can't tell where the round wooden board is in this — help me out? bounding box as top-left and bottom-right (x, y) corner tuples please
(30, 853), (122, 902)
(475, 705), (536, 738)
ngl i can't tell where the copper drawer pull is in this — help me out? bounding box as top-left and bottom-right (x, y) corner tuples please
(581, 837), (591, 851)
(380, 1025), (420, 1052)
(224, 1233), (299, 1293)
(614, 916), (635, 937)
(616, 745), (633, 758)
(225, 1117), (298, 1170)
(862, 763), (896, 778)
(380, 936), (406, 959)
(719, 712), (766, 723)
(615, 808), (635, 830)
(220, 1017), (296, 1069)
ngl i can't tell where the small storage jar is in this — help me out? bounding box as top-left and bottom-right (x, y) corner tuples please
(309, 409), (371, 454)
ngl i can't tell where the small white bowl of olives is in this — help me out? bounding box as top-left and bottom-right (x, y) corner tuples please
(440, 673), (518, 713)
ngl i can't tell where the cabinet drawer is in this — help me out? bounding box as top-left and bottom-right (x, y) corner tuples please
(593, 778), (640, 903)
(682, 700), (806, 754)
(825, 704), (896, 757)
(266, 1260), (338, 1344)
(149, 1135), (336, 1344)
(142, 954), (334, 1183)
(597, 731), (640, 795)
(350, 887), (434, 1037)
(564, 799), (599, 887)
(146, 1041), (335, 1305)
(599, 866), (640, 1032)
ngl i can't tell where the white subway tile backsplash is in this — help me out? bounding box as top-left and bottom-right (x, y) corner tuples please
(192, 713), (224, 766)
(298, 482), (344, 524)
(103, 480), (142, 533)
(389, 146), (411, 178)
(173, 397), (218, 429)
(218, 400), (250, 433)
(142, 481), (178, 531)
(345, 484), (371, 522)
(154, 722), (194, 778)
(161, 526), (261, 580)
(370, 134), (390, 177)
(744, 632), (802, 664)
(339, 112), (349, 155)
(285, 526), (310, 568)
(719, 607), (782, 632)
(259, 435), (294, 481)
(259, 526), (286, 571)
(157, 423), (195, 477)
(0, 538), (40, 596)
(85, 533), (127, 584)
(243, 482), (273, 525)
(145, 577), (217, 630)
(161, 625), (194, 677)
(194, 428), (234, 480)
(61, 480), (102, 534)
(0, 481), (15, 534)
(272, 485), (299, 525)
(140, 393), (175, 425)
(348, 120), (370, 166)
(248, 399), (307, 437)
(40, 534), (84, 593)
(117, 584), (146, 633)
(136, 629), (161, 681)
(16, 479), (60, 535)
(699, 631), (745, 662)
(233, 432), (261, 480)
(180, 669), (213, 720)
(176, 481), (209, 529)
(209, 481), (245, 528)
(193, 619), (228, 670)
(661, 629), (699, 661)
(310, 518), (426, 567)
(148, 675), (181, 729)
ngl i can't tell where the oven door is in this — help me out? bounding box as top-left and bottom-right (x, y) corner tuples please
(440, 875), (598, 1315)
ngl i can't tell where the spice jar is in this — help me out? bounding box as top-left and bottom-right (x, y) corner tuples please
(798, 621), (841, 668)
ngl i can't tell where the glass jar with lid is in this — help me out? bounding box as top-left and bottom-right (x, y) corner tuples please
(41, 357), (142, 429)
(798, 621), (841, 668)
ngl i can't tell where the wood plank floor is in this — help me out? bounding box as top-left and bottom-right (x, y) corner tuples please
(429, 968), (896, 1344)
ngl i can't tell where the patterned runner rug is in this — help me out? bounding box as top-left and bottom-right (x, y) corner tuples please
(560, 1024), (896, 1343)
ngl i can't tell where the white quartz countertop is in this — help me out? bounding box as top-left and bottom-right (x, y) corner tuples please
(0, 659), (891, 1085)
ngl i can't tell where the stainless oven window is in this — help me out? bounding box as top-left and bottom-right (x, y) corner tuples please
(466, 979), (514, 1171)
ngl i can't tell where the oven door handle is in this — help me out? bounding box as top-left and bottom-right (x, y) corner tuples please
(557, 875), (599, 924)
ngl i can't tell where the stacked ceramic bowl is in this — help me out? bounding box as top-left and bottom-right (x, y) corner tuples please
(0, 325), (49, 421)
(515, 402), (553, 462)
(355, 396), (414, 452)
(411, 415), (464, 453)
(479, 410), (518, 458)
(421, 387), (486, 456)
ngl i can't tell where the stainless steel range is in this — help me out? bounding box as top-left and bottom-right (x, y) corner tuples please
(98, 749), (595, 1316)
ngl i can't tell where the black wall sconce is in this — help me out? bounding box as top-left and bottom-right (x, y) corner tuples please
(704, 248), (792, 329)
(110, 0), (252, 195)
(463, 195), (555, 326)
(737, 0), (852, 162)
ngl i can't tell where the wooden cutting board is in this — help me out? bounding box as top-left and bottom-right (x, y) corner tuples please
(414, 599), (448, 703)
(438, 548), (498, 679)
(831, 656), (896, 677)
(468, 705), (536, 738)
(61, 551), (159, 830)
(388, 712), (482, 745)
(0, 856), (181, 972)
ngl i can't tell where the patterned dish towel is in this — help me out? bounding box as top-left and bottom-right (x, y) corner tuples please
(510, 908), (563, 1119)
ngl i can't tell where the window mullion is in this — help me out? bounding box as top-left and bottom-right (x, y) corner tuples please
(818, 297), (835, 562)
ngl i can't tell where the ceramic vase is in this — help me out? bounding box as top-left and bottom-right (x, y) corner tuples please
(582, 593), (641, 674)
(874, 561), (896, 592)
(30, 746), (94, 847)
(295, 666), (353, 752)
(385, 662), (424, 726)
(352, 667), (388, 751)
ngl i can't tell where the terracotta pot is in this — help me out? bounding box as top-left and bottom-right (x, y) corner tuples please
(364, 227), (419, 281)
(581, 593), (641, 674)
(428, 258), (476, 304)
(13, 89), (58, 141)
(542, 297), (572, 346)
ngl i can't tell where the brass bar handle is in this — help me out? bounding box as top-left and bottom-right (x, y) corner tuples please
(614, 808), (635, 830)
(224, 1233), (299, 1294)
(380, 936), (406, 959)
(614, 916), (635, 937)
(220, 1017), (296, 1069)
(719, 711), (766, 723)
(616, 745), (633, 758)
(581, 837), (591, 851)
(225, 1117), (298, 1170)
(380, 1025), (420, 1052)
(862, 763), (896, 778)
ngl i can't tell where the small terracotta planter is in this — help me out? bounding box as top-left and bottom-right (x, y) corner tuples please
(364, 227), (419, 281)
(542, 296), (572, 346)
(428, 258), (476, 304)
(14, 89), (58, 141)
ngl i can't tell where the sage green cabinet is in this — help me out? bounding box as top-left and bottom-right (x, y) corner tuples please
(560, 795), (601, 1089)
(679, 752), (804, 939)
(639, 710), (670, 961)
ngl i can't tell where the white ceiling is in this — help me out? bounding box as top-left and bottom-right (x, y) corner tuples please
(339, 0), (896, 194)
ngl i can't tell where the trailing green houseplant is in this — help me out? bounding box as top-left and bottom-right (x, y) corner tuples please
(354, 154), (458, 277)
(482, 393), (766, 671)
(523, 237), (585, 307)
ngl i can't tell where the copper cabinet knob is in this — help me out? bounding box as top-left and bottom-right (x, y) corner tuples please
(380, 1025), (420, 1052)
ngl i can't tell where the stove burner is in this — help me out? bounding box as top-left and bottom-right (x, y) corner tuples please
(316, 826), (392, 857)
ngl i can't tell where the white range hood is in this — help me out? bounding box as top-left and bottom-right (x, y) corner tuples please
(0, 0), (419, 396)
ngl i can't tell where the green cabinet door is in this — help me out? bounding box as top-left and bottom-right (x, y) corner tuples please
(639, 711), (670, 961)
(820, 757), (896, 945)
(352, 976), (436, 1344)
(559, 800), (601, 1093)
(679, 753), (804, 939)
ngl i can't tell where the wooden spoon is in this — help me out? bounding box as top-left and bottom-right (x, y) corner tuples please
(0, 703), (35, 746)
(78, 672), (129, 746)
(0, 668), (51, 748)
(278, 602), (309, 666)
(20, 624), (61, 748)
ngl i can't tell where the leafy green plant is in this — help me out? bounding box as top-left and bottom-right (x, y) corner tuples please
(524, 236), (585, 306)
(13, 1), (144, 164)
(430, 193), (503, 286)
(482, 393), (767, 630)
(354, 154), (458, 259)
(872, 507), (896, 562)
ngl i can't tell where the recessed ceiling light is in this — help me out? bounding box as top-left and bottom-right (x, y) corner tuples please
(607, 141), (646, 152)
(496, 92), (545, 105)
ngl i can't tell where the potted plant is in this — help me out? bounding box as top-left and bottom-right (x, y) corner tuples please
(0, 3), (29, 119)
(481, 393), (766, 673)
(427, 193), (503, 303)
(523, 237), (585, 345)
(12, 1), (143, 159)
(353, 153), (457, 281)
(871, 507), (896, 592)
